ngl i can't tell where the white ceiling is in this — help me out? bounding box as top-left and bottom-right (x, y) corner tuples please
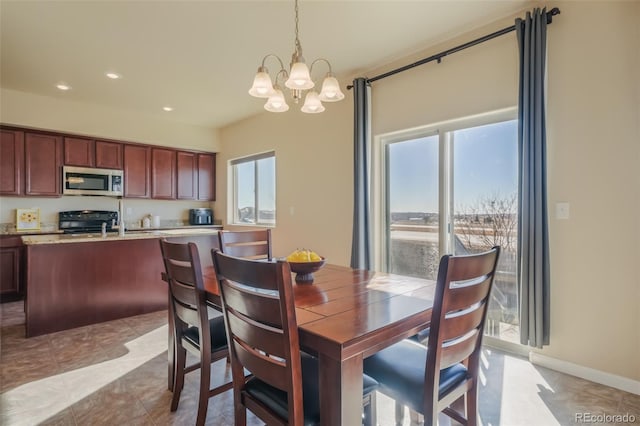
(0, 1), (533, 130)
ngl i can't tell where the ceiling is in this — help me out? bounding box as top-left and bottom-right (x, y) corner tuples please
(0, 1), (533, 130)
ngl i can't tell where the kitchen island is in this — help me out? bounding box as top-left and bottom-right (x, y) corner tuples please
(22, 229), (220, 337)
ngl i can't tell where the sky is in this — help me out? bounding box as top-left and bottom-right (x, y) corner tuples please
(388, 119), (518, 213)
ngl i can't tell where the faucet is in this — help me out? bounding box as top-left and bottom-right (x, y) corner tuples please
(101, 222), (107, 237)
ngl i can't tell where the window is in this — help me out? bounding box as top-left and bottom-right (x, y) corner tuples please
(229, 151), (276, 226)
(378, 109), (519, 343)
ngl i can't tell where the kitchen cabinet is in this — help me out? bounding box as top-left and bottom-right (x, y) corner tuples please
(64, 137), (123, 170)
(0, 236), (24, 302)
(124, 144), (151, 198)
(0, 129), (24, 195)
(176, 151), (197, 200)
(151, 148), (176, 199)
(63, 136), (94, 167)
(197, 153), (216, 201)
(95, 140), (123, 169)
(25, 132), (62, 196)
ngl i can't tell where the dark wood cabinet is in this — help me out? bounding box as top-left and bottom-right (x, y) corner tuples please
(151, 148), (176, 199)
(25, 133), (62, 196)
(124, 144), (151, 198)
(0, 236), (24, 302)
(63, 136), (95, 167)
(95, 140), (123, 169)
(176, 151), (197, 200)
(0, 129), (24, 195)
(197, 153), (216, 201)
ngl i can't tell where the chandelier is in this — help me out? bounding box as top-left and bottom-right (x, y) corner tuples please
(248, 0), (345, 113)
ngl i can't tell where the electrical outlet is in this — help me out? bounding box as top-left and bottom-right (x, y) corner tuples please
(555, 202), (570, 220)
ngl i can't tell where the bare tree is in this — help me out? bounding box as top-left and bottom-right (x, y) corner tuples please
(455, 192), (517, 252)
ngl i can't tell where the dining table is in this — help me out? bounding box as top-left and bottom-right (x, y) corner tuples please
(200, 262), (437, 426)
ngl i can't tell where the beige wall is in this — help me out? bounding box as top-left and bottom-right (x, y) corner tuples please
(219, 1), (639, 382)
(0, 88), (220, 151)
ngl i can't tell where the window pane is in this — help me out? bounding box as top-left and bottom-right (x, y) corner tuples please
(236, 161), (255, 223)
(256, 157), (276, 225)
(452, 119), (519, 343)
(387, 135), (439, 280)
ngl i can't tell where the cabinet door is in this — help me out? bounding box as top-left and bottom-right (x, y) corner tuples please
(0, 129), (24, 195)
(0, 247), (20, 298)
(151, 148), (176, 199)
(64, 137), (95, 167)
(123, 145), (151, 198)
(197, 153), (216, 201)
(95, 140), (123, 169)
(25, 133), (62, 196)
(176, 151), (197, 200)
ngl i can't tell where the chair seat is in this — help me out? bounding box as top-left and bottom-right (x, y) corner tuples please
(245, 352), (379, 426)
(409, 327), (430, 344)
(182, 315), (227, 352)
(363, 339), (468, 414)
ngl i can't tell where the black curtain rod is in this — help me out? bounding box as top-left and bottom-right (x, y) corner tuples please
(348, 7), (560, 89)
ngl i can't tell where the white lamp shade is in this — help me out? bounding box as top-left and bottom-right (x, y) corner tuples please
(285, 62), (314, 90)
(264, 89), (289, 112)
(249, 71), (274, 98)
(318, 75), (345, 102)
(301, 91), (325, 114)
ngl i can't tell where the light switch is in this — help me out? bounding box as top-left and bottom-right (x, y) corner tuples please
(556, 202), (570, 220)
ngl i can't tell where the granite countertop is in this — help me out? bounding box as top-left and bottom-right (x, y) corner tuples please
(22, 228), (221, 245)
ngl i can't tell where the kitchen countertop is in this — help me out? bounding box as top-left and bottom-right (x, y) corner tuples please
(22, 228), (220, 245)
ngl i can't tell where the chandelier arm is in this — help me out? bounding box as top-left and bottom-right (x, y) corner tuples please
(274, 69), (290, 86)
(309, 58), (334, 75)
(260, 54), (287, 73)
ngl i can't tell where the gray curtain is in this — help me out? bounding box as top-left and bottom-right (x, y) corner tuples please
(350, 78), (372, 270)
(516, 8), (550, 348)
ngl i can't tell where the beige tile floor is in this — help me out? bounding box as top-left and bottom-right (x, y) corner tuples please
(1, 301), (638, 426)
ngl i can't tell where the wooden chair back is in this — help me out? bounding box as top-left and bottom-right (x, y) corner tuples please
(212, 249), (303, 425)
(218, 229), (272, 260)
(160, 240), (209, 339)
(424, 246), (500, 418)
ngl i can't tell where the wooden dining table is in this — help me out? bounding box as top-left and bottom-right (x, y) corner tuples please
(201, 262), (437, 426)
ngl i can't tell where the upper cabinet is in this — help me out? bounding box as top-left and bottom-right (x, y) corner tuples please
(63, 137), (123, 170)
(123, 145), (151, 198)
(63, 137), (94, 167)
(1, 125), (215, 200)
(197, 153), (216, 201)
(151, 148), (176, 200)
(176, 151), (197, 200)
(95, 140), (123, 169)
(0, 129), (24, 195)
(24, 133), (62, 196)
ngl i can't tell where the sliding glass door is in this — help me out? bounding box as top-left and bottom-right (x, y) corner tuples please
(381, 112), (519, 342)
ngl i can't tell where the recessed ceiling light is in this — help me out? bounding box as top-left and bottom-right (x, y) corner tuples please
(56, 83), (71, 91)
(163, 106), (173, 112)
(105, 72), (121, 79)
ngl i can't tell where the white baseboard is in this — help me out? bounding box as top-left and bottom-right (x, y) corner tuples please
(529, 352), (640, 396)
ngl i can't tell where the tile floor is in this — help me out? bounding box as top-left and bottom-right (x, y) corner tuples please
(1, 301), (638, 426)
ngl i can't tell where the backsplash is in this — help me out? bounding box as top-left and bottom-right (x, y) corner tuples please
(0, 196), (213, 229)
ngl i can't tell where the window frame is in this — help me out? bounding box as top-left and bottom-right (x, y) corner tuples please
(373, 107), (517, 271)
(228, 150), (276, 227)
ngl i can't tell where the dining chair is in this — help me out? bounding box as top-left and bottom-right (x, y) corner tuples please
(218, 229), (272, 260)
(159, 239), (233, 426)
(364, 246), (500, 426)
(211, 249), (379, 426)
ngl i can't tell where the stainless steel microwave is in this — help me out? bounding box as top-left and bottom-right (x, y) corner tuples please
(63, 166), (123, 196)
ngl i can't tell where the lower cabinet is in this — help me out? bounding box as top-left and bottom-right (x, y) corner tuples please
(0, 236), (24, 302)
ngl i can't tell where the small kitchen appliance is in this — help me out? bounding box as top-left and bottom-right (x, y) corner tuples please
(189, 208), (213, 225)
(58, 210), (119, 234)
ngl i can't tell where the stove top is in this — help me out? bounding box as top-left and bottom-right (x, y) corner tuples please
(58, 210), (119, 234)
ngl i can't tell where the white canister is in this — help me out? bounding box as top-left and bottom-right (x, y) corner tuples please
(142, 216), (151, 228)
(152, 215), (161, 228)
